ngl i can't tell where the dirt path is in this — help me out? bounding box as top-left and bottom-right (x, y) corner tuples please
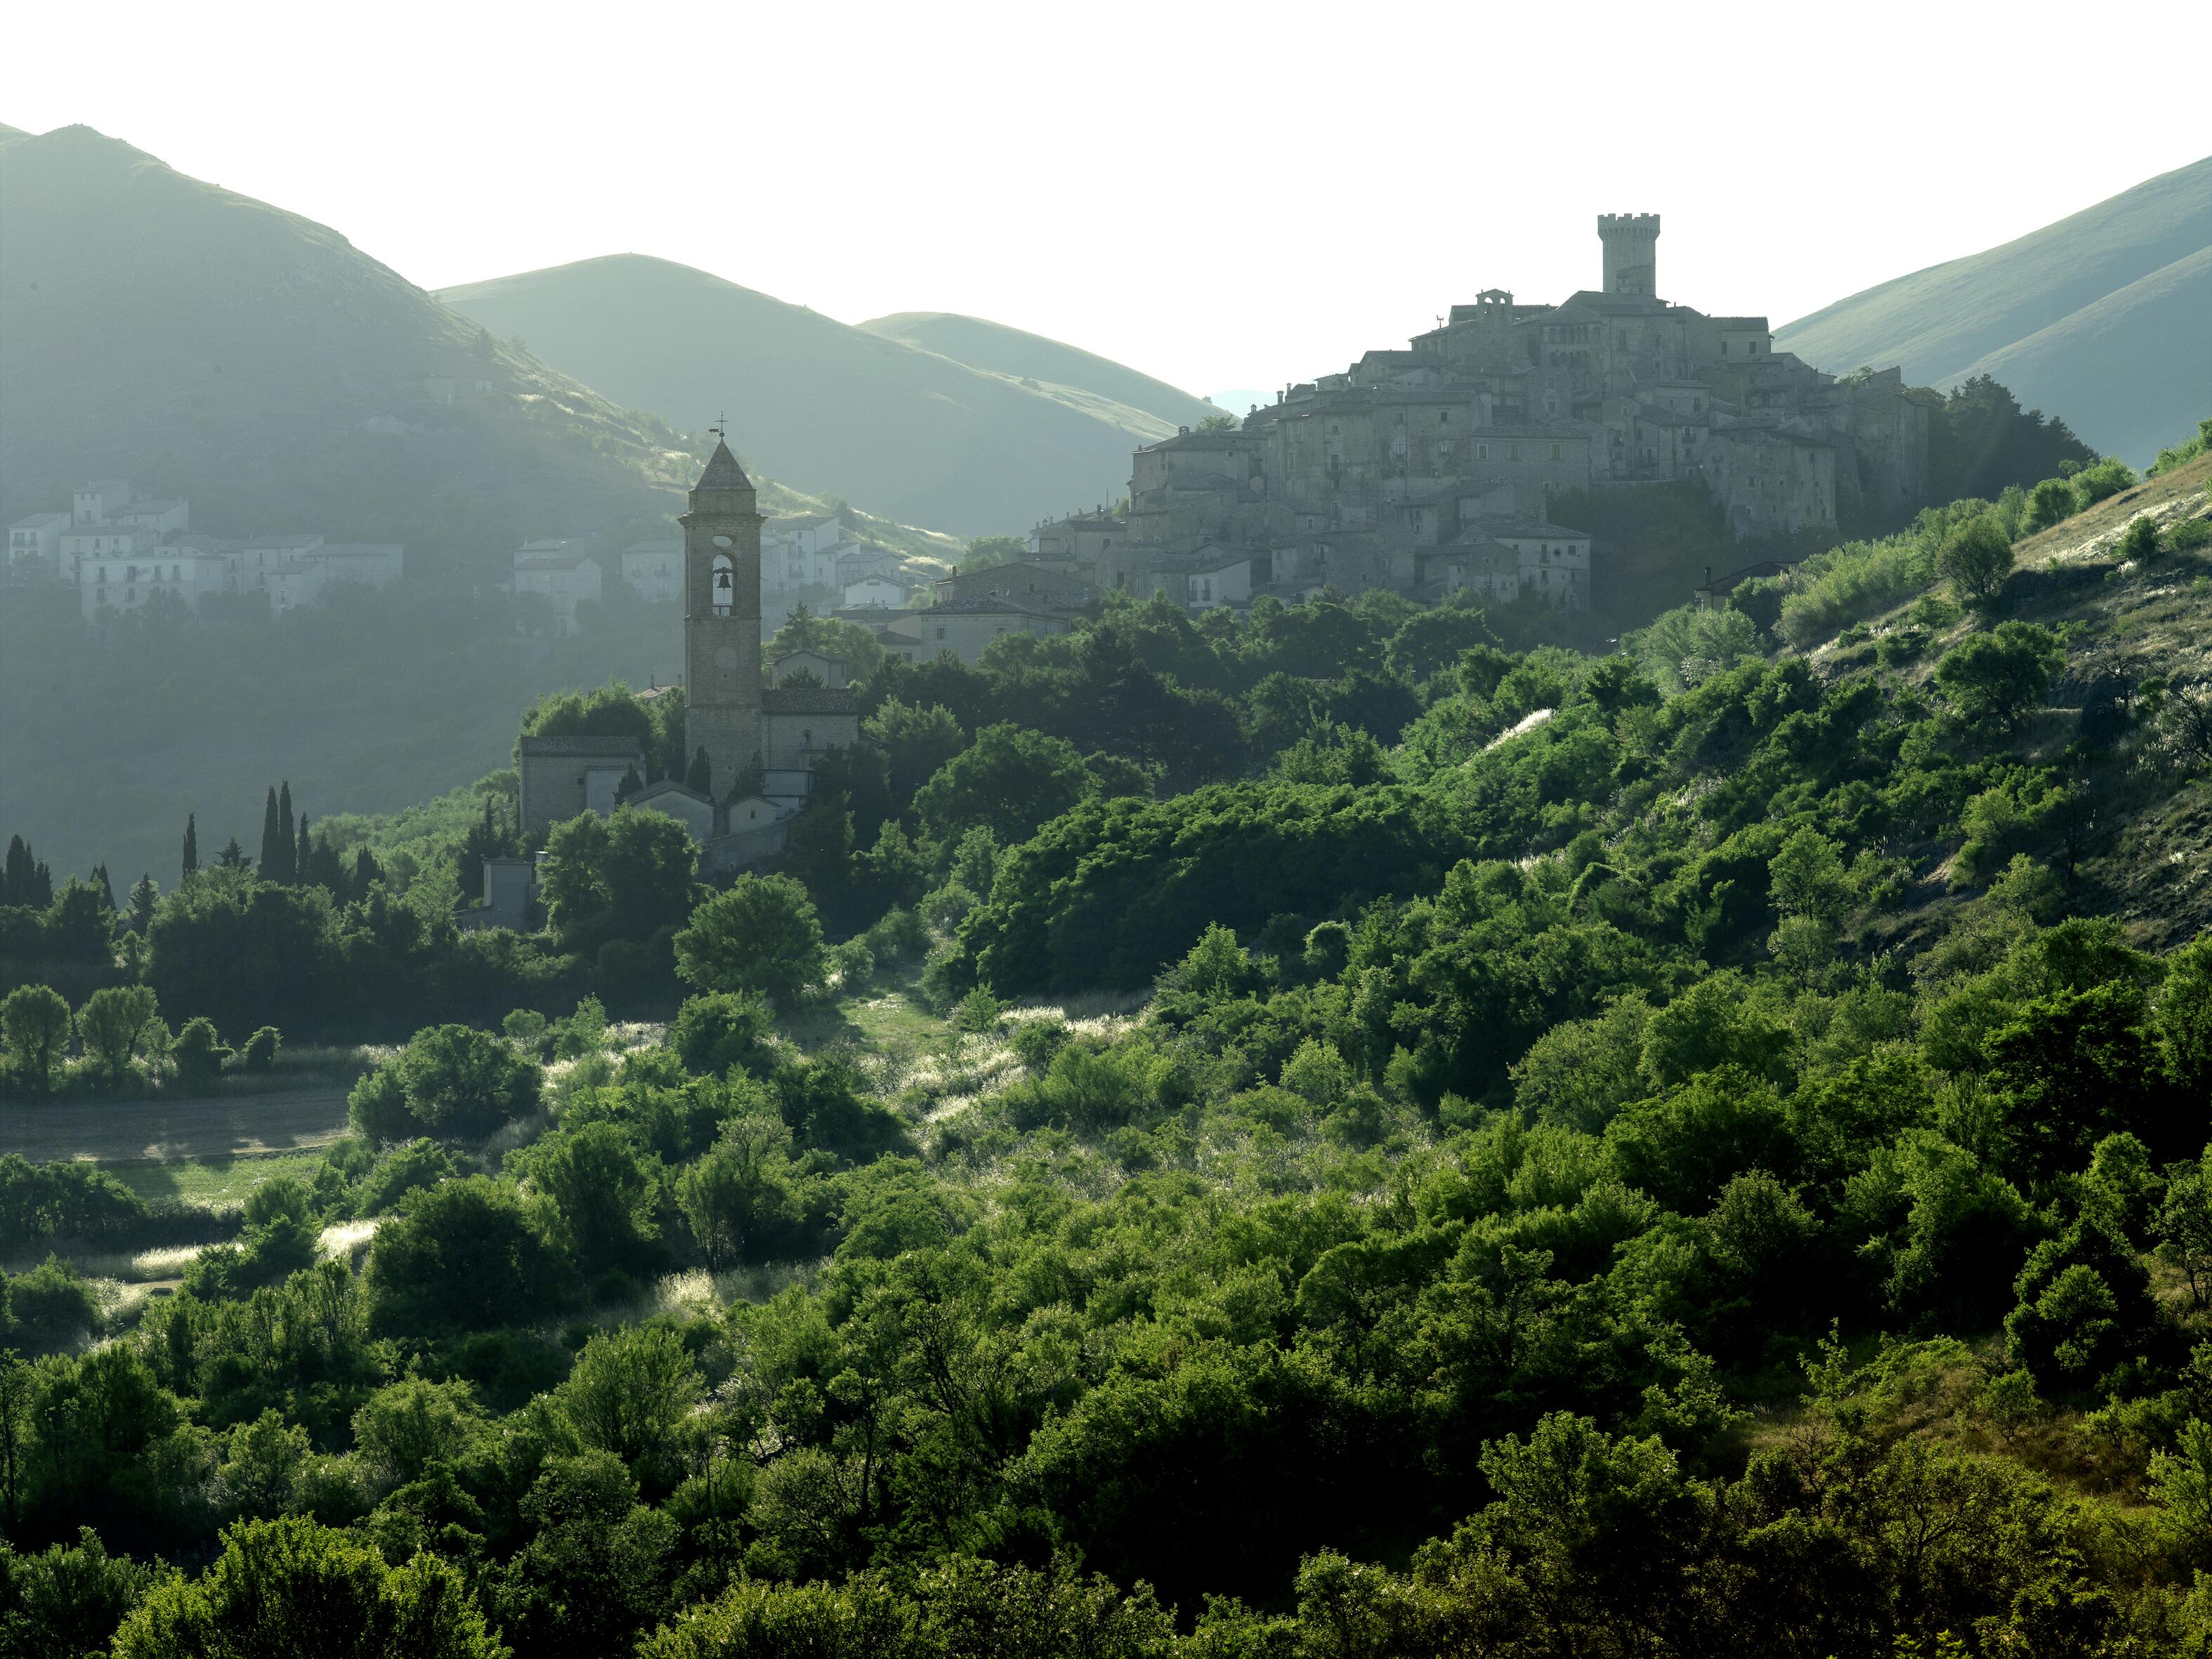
(0, 1087), (354, 1164)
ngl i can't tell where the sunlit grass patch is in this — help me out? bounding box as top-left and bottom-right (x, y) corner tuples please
(107, 1152), (325, 1208)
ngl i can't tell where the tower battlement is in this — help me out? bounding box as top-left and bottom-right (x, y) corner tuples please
(1597, 213), (1661, 296)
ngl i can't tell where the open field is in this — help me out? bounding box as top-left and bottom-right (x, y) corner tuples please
(0, 1087), (353, 1165)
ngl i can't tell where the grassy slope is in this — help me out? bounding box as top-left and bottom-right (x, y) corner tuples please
(1776, 153), (2212, 462)
(1819, 450), (2212, 945)
(858, 310), (1221, 432)
(438, 256), (1155, 537)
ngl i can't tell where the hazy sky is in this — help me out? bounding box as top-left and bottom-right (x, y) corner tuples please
(8, 0), (2206, 402)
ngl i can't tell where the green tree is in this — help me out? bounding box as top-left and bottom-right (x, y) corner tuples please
(111, 1516), (504, 1659)
(863, 698), (967, 804)
(1935, 622), (2064, 735)
(181, 814), (198, 880)
(541, 807), (696, 947)
(349, 1024), (541, 1144)
(2024, 476), (2077, 533)
(523, 1122), (660, 1277)
(367, 1176), (554, 1333)
(912, 723), (1093, 849)
(674, 875), (827, 1002)
(676, 1117), (793, 1270)
(554, 1325), (702, 1490)
(0, 986), (72, 1094)
(1935, 513), (2015, 603)
(76, 985), (157, 1084)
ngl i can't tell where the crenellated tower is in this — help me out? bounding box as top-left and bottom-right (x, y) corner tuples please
(681, 435), (764, 804)
(1597, 212), (1661, 296)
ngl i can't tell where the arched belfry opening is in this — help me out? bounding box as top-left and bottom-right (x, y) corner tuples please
(712, 553), (734, 616)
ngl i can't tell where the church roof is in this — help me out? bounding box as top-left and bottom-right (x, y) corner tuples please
(763, 686), (860, 716)
(695, 440), (752, 493)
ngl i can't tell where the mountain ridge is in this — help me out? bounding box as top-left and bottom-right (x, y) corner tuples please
(1777, 154), (2212, 464)
(437, 254), (1160, 536)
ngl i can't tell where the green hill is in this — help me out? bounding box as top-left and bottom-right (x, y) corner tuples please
(438, 256), (1165, 536)
(1777, 154), (2212, 465)
(858, 309), (1221, 432)
(0, 124), (700, 558)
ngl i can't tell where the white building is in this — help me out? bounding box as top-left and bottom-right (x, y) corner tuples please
(78, 545), (236, 619)
(620, 539), (682, 602)
(513, 543), (603, 634)
(61, 524), (156, 584)
(8, 513), (69, 573)
(842, 575), (905, 609)
(107, 497), (190, 536)
(73, 480), (135, 527)
(879, 596), (1073, 664)
(762, 514), (849, 591)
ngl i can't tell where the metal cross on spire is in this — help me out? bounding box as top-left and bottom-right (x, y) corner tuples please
(708, 410), (727, 442)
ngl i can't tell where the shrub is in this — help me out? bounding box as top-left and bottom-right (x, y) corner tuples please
(2072, 457), (2137, 511)
(2118, 517), (2160, 563)
(4, 1254), (103, 1351)
(348, 1025), (541, 1145)
(670, 992), (774, 1080)
(239, 1026), (281, 1074)
(1935, 514), (2015, 603)
(2024, 477), (2077, 533)
(171, 1017), (230, 1093)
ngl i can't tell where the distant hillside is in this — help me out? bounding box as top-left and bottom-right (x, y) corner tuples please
(438, 256), (1160, 536)
(858, 310), (1220, 432)
(0, 124), (700, 560)
(1777, 155), (2212, 466)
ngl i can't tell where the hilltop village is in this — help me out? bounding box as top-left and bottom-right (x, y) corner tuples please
(1028, 215), (1931, 614)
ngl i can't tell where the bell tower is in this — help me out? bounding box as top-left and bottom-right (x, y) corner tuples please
(681, 431), (764, 804)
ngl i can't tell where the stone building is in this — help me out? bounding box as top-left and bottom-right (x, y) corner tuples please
(516, 440), (861, 877)
(1042, 215), (1927, 616)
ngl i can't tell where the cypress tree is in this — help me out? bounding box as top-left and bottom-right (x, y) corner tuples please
(182, 814), (199, 879)
(89, 863), (116, 912)
(617, 763), (643, 803)
(275, 782), (297, 883)
(258, 787), (283, 878)
(351, 846), (384, 901)
(685, 746), (713, 794)
(1, 837), (27, 907)
(296, 811), (311, 884)
(128, 874), (157, 933)
(219, 837), (247, 870)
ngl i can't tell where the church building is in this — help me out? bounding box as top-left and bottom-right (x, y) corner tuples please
(516, 437), (860, 872)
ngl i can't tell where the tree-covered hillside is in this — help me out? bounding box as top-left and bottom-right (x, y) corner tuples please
(0, 419), (2210, 1654)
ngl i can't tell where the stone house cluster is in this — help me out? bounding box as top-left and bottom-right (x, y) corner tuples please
(8, 480), (403, 621)
(1029, 215), (1928, 617)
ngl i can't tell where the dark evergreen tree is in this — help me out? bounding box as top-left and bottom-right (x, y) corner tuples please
(296, 811), (311, 884)
(127, 874), (158, 933)
(351, 846), (384, 900)
(308, 834), (346, 895)
(88, 863), (116, 912)
(275, 782), (297, 883)
(218, 837), (247, 870)
(685, 746), (713, 794)
(182, 813), (199, 879)
(1, 837), (53, 909)
(257, 787), (284, 879)
(617, 763), (643, 804)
